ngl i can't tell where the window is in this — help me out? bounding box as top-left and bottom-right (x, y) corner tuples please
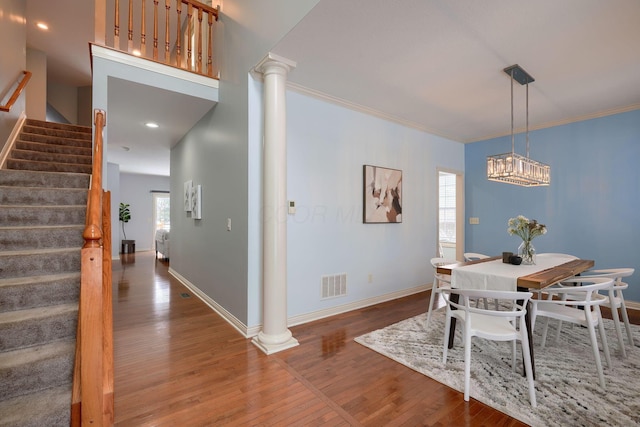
(152, 192), (170, 241)
(439, 172), (456, 244)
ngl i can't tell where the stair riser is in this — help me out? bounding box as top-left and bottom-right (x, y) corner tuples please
(18, 132), (92, 148)
(0, 228), (84, 251)
(0, 311), (77, 352)
(16, 141), (92, 157)
(0, 187), (87, 206)
(0, 277), (80, 313)
(0, 206), (86, 227)
(5, 159), (92, 174)
(10, 149), (92, 165)
(0, 251), (81, 279)
(0, 170), (89, 189)
(0, 346), (74, 401)
(21, 125), (91, 141)
(26, 119), (91, 135)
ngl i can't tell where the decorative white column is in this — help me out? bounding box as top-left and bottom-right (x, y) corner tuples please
(252, 53), (299, 355)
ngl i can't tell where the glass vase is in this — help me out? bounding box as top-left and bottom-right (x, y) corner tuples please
(518, 240), (536, 265)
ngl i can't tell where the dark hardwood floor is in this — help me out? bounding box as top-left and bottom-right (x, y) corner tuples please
(112, 252), (638, 426)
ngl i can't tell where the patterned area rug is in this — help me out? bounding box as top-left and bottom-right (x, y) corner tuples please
(355, 309), (640, 426)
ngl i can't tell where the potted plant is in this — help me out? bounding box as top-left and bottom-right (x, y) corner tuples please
(119, 202), (135, 254)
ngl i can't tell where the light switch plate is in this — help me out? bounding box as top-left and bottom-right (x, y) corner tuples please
(469, 217), (480, 225)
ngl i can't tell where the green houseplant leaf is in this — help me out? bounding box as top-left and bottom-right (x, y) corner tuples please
(119, 203), (131, 240)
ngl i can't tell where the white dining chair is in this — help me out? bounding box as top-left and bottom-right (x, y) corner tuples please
(441, 289), (536, 407)
(530, 277), (615, 389)
(463, 252), (490, 261)
(577, 268), (635, 358)
(426, 257), (457, 328)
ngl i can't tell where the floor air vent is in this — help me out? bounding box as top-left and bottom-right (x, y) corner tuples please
(321, 273), (347, 299)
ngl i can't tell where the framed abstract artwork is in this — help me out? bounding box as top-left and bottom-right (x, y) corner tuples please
(363, 165), (403, 223)
(184, 180), (193, 212)
(192, 184), (202, 220)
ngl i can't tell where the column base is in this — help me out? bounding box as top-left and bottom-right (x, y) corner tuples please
(252, 333), (299, 355)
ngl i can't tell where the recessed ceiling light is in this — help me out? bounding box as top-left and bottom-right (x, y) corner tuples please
(36, 22), (49, 30)
(145, 122), (159, 128)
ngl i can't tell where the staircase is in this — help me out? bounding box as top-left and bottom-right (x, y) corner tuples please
(0, 119), (92, 426)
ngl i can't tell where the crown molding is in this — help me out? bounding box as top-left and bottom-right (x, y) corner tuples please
(285, 82), (461, 143)
(470, 103), (640, 143)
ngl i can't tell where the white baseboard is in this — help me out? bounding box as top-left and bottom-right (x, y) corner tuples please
(286, 284), (429, 327)
(168, 267), (253, 337)
(168, 267), (429, 340)
(624, 300), (640, 311)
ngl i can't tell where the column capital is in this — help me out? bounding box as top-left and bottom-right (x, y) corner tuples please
(254, 52), (297, 76)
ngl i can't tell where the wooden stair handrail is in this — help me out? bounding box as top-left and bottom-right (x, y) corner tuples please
(73, 109), (114, 426)
(0, 71), (32, 112)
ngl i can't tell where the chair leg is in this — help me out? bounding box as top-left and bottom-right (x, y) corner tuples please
(463, 331), (471, 402)
(520, 333), (537, 407)
(619, 299), (635, 346)
(426, 284), (438, 328)
(541, 317), (551, 348)
(554, 320), (563, 343)
(609, 303), (627, 358)
(587, 319), (606, 389)
(442, 309), (451, 363)
(596, 313), (612, 369)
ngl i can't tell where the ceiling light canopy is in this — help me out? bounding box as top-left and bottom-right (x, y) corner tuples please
(145, 122), (159, 128)
(487, 65), (550, 187)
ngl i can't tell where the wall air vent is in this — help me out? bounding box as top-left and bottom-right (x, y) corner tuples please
(321, 273), (347, 299)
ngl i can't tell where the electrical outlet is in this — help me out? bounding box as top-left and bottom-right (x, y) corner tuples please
(469, 217), (480, 225)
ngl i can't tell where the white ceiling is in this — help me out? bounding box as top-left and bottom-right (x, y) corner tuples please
(25, 0), (640, 174)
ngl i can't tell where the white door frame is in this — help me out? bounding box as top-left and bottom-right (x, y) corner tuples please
(436, 168), (464, 261)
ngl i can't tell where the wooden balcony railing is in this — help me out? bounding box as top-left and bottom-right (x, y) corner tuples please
(72, 109), (114, 426)
(0, 71), (32, 112)
(98, 0), (219, 78)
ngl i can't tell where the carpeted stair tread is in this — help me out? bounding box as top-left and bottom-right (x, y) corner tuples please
(0, 273), (80, 313)
(10, 148), (92, 165)
(0, 225), (84, 251)
(0, 185), (87, 205)
(0, 384), (71, 427)
(5, 158), (92, 174)
(0, 340), (75, 401)
(0, 248), (81, 279)
(21, 124), (91, 141)
(26, 118), (91, 134)
(0, 303), (78, 352)
(15, 140), (92, 157)
(0, 169), (89, 189)
(17, 132), (93, 148)
(0, 205), (86, 226)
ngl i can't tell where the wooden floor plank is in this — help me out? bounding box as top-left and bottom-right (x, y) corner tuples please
(113, 251), (639, 426)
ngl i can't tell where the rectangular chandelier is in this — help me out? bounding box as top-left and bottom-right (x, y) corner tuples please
(487, 64), (551, 187)
(487, 152), (550, 186)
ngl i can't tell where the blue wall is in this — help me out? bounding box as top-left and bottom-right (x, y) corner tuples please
(465, 110), (640, 302)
